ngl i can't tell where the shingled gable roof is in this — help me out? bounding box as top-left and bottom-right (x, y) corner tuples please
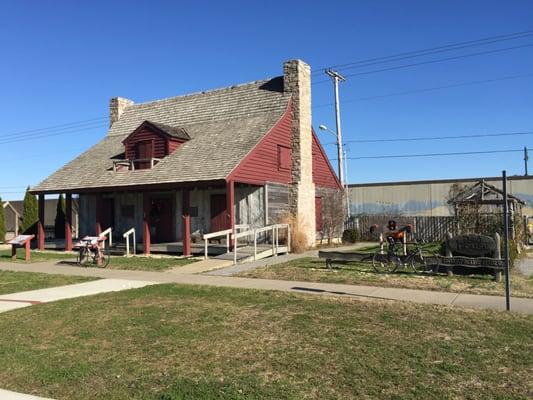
(124, 120), (192, 142)
(32, 77), (291, 193)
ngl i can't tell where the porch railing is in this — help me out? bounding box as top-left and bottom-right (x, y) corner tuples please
(112, 158), (162, 171)
(123, 228), (136, 257)
(100, 227), (113, 249)
(231, 224), (291, 265)
(202, 224), (249, 260)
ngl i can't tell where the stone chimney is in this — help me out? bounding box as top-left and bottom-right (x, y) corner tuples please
(283, 59), (316, 247)
(109, 97), (134, 127)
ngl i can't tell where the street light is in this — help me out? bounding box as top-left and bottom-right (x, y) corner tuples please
(319, 124), (343, 184)
(318, 124), (351, 218)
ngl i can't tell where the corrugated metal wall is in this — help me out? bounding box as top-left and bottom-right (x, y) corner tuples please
(349, 176), (533, 216)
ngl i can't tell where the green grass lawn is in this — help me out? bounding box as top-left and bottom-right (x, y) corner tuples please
(0, 249), (197, 271)
(105, 255), (197, 271)
(0, 270), (97, 295)
(0, 249), (74, 263)
(0, 284), (530, 399)
(239, 257), (533, 299)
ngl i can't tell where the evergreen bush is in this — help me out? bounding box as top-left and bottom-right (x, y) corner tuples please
(54, 194), (66, 239)
(0, 196), (6, 243)
(20, 187), (38, 234)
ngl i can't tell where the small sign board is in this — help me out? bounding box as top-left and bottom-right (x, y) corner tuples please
(8, 235), (34, 246)
(447, 234), (496, 257)
(8, 234), (35, 262)
(437, 255), (504, 269)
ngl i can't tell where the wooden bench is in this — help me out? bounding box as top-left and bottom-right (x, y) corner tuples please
(318, 249), (373, 269)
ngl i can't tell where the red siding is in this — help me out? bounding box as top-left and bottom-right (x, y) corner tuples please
(168, 139), (183, 153)
(124, 127), (185, 160)
(125, 127), (168, 160)
(229, 103), (293, 184)
(315, 196), (323, 231)
(312, 130), (343, 189)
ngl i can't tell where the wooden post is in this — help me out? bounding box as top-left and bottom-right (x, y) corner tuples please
(65, 193), (73, 251)
(95, 194), (103, 235)
(143, 192), (151, 255)
(24, 239), (31, 261)
(182, 189), (191, 256)
(226, 180), (235, 250)
(37, 194), (45, 250)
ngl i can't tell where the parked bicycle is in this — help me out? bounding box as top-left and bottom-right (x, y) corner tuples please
(372, 236), (435, 274)
(76, 235), (110, 268)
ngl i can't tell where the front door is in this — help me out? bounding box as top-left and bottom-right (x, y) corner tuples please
(101, 198), (115, 230)
(210, 194), (227, 232)
(315, 197), (323, 232)
(150, 196), (173, 243)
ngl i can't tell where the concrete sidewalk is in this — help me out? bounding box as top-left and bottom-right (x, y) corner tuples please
(0, 389), (53, 400)
(1, 261), (532, 314)
(0, 278), (156, 314)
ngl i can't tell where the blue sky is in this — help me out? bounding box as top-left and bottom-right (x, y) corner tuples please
(0, 1), (532, 200)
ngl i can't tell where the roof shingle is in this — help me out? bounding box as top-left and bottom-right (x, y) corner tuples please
(33, 77), (290, 193)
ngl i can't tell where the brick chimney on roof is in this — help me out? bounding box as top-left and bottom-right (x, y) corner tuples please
(109, 97), (134, 127)
(283, 59), (316, 247)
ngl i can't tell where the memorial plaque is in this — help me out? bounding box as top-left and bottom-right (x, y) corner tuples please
(448, 234), (496, 257)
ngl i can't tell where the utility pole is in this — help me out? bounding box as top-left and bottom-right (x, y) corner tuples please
(325, 68), (346, 186)
(524, 146), (529, 176)
(344, 147), (351, 217)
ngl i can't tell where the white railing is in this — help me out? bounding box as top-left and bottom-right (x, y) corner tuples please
(122, 228), (136, 257)
(112, 158), (162, 171)
(100, 227), (113, 249)
(231, 224), (291, 265)
(203, 229), (232, 259)
(202, 225), (250, 260)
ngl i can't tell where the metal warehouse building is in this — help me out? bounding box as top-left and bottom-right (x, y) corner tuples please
(348, 175), (533, 216)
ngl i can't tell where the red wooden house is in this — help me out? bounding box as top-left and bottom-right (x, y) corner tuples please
(31, 60), (342, 255)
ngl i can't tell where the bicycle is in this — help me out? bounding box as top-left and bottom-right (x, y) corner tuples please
(372, 237), (435, 273)
(76, 235), (110, 268)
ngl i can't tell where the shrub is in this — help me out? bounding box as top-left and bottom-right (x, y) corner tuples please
(276, 212), (309, 253)
(54, 194), (66, 239)
(342, 229), (358, 243)
(20, 187), (38, 234)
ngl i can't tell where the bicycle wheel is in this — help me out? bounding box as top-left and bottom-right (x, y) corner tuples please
(77, 247), (92, 267)
(98, 246), (111, 268)
(409, 251), (427, 273)
(372, 252), (401, 273)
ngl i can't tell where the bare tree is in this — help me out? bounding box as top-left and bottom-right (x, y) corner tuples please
(320, 190), (346, 245)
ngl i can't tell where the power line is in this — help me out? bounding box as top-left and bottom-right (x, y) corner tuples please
(333, 148), (530, 160)
(0, 124), (108, 145)
(313, 72), (533, 108)
(0, 117), (107, 139)
(312, 30), (533, 75)
(313, 43), (533, 84)
(321, 130), (533, 146)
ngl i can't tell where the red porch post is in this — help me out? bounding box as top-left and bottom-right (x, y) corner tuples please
(37, 194), (45, 250)
(64, 193), (73, 251)
(182, 189), (191, 256)
(95, 194), (103, 235)
(143, 192), (151, 255)
(226, 180), (235, 249)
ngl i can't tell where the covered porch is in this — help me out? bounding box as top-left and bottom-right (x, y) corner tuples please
(35, 180), (268, 257)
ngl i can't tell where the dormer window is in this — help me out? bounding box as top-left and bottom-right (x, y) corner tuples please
(115, 120), (190, 171)
(136, 140), (154, 170)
